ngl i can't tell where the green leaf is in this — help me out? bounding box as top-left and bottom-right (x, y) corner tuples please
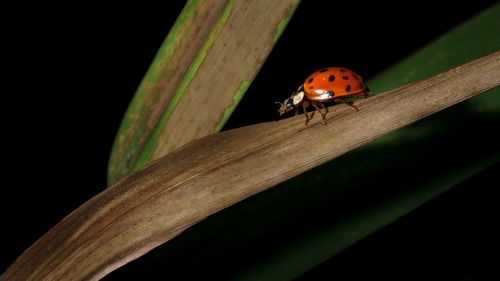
(107, 0), (301, 186)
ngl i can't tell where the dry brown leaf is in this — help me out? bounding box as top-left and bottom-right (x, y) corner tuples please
(2, 51), (499, 281)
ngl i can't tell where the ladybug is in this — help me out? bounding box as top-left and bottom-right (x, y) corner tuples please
(276, 67), (371, 125)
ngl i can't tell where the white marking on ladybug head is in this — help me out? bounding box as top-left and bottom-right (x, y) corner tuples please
(292, 90), (304, 105)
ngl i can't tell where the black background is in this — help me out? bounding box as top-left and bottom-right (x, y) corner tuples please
(2, 0), (499, 279)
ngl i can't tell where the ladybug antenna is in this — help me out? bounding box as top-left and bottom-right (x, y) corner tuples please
(275, 101), (287, 115)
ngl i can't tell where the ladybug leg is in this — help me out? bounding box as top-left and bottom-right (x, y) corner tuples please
(318, 103), (328, 121)
(302, 100), (311, 125)
(345, 101), (359, 112)
(312, 101), (327, 124)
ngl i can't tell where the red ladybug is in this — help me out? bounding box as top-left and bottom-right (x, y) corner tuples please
(276, 67), (371, 125)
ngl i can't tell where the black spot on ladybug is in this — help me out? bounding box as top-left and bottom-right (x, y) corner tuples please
(328, 75), (335, 82)
(342, 76), (349, 80)
(327, 90), (335, 97)
(308, 78), (314, 83)
(353, 75), (360, 80)
(340, 68), (347, 72)
(345, 85), (351, 92)
(309, 86), (314, 89)
(319, 68), (329, 73)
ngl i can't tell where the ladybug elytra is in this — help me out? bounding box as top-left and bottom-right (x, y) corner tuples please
(276, 67), (371, 125)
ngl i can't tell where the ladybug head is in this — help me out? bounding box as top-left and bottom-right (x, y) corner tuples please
(275, 97), (295, 115)
(276, 85), (305, 116)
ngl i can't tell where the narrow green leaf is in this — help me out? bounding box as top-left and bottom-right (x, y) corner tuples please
(369, 3), (500, 93)
(132, 1), (301, 171)
(107, 0), (229, 186)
